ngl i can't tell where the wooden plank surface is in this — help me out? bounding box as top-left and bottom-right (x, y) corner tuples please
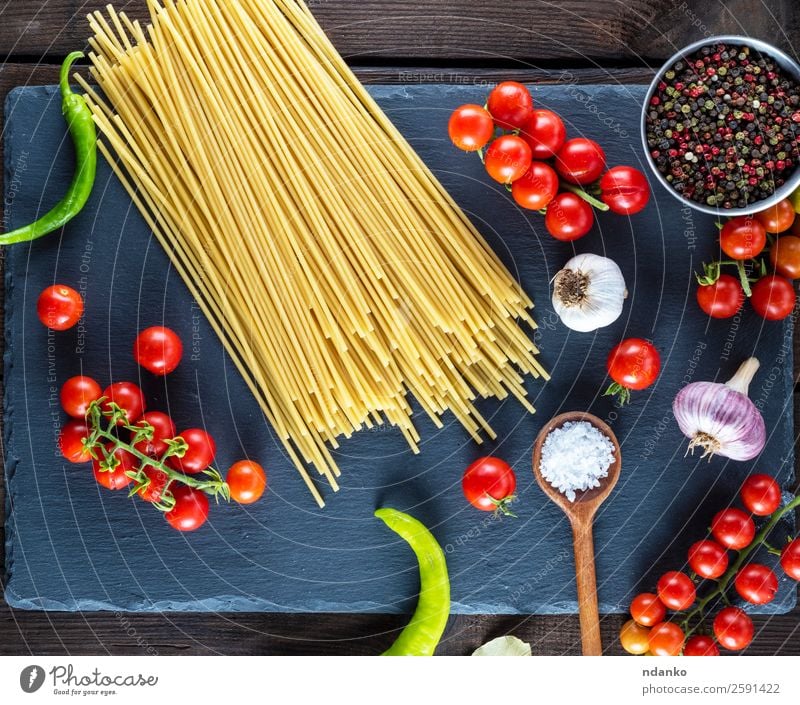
(0, 0), (798, 63)
(1, 50), (799, 655)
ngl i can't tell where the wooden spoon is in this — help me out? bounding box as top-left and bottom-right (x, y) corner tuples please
(532, 411), (622, 656)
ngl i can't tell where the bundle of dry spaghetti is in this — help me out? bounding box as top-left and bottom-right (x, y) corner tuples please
(79, 0), (548, 506)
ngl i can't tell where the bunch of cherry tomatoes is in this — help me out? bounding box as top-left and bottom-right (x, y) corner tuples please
(620, 473), (800, 656)
(448, 81), (651, 241)
(42, 282), (266, 532)
(696, 196), (800, 321)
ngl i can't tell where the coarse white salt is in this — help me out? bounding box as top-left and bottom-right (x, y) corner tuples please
(539, 420), (616, 502)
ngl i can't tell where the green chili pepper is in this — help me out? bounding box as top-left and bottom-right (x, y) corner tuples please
(0, 51), (96, 245)
(375, 508), (450, 656)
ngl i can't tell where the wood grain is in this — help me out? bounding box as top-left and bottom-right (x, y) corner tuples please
(0, 0), (798, 63)
(1, 59), (799, 656)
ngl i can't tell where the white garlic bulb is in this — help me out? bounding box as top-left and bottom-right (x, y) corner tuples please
(551, 253), (627, 332)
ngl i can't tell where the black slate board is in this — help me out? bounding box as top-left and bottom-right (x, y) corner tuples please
(3, 84), (796, 614)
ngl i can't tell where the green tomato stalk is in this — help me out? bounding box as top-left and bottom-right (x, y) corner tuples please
(680, 493), (800, 640)
(84, 399), (229, 511)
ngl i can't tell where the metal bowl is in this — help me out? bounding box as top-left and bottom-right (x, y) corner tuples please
(641, 35), (800, 216)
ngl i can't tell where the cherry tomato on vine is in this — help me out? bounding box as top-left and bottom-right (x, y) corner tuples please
(750, 274), (796, 321)
(58, 419), (92, 463)
(101, 382), (146, 425)
(137, 467), (172, 504)
(734, 563), (778, 605)
(484, 135), (532, 184)
(37, 284), (83, 331)
(754, 198), (795, 234)
(605, 338), (661, 405)
(696, 274), (744, 319)
(630, 592), (666, 627)
(544, 192), (594, 241)
(599, 166), (650, 215)
(554, 138), (606, 185)
(448, 104), (495, 152)
(683, 635), (719, 656)
(511, 161), (559, 211)
(92, 445), (136, 491)
(740, 474), (781, 516)
(134, 326), (184, 376)
(167, 428), (217, 475)
(687, 540), (729, 580)
(227, 460), (267, 504)
(648, 622), (685, 656)
(619, 619), (650, 655)
(713, 607), (753, 651)
(770, 235), (800, 279)
(133, 411), (177, 459)
(165, 485), (209, 531)
(60, 375), (102, 419)
(462, 456), (517, 514)
(711, 508), (755, 550)
(780, 538), (800, 580)
(486, 81), (534, 130)
(719, 217), (767, 260)
(521, 109), (565, 159)
(657, 571), (696, 611)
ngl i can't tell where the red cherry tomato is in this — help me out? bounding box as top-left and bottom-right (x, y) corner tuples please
(101, 382), (146, 425)
(648, 622), (685, 656)
(227, 460), (268, 504)
(696, 274), (744, 319)
(770, 235), (800, 279)
(37, 285), (84, 331)
(137, 467), (172, 504)
(133, 411), (177, 459)
(134, 326), (184, 376)
(687, 540), (729, 580)
(754, 198), (795, 233)
(750, 274), (796, 321)
(780, 538), (800, 580)
(713, 606), (754, 651)
(92, 445), (136, 490)
(606, 338), (661, 391)
(521, 109), (565, 159)
(484, 135), (532, 184)
(60, 375), (102, 419)
(630, 592), (666, 627)
(734, 563), (778, 605)
(165, 485), (209, 531)
(554, 138), (606, 185)
(720, 217), (767, 260)
(657, 571), (696, 611)
(168, 428), (217, 474)
(462, 456), (517, 512)
(598, 166), (650, 215)
(544, 192), (594, 241)
(448, 104), (494, 152)
(58, 419), (92, 463)
(683, 635), (720, 656)
(486, 81), (534, 130)
(511, 161), (559, 211)
(711, 508), (755, 550)
(740, 474), (782, 516)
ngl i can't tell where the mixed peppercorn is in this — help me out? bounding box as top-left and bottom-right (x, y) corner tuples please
(646, 43), (800, 209)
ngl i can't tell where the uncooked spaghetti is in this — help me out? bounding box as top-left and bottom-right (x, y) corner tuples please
(79, 0), (548, 506)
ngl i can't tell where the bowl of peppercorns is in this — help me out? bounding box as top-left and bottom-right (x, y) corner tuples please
(642, 36), (800, 214)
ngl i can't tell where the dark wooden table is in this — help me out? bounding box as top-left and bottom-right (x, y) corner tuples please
(1, 0), (799, 656)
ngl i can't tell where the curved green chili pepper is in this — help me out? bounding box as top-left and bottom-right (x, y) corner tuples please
(375, 508), (450, 656)
(0, 51), (96, 245)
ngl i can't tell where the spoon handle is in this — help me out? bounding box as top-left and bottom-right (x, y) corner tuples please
(571, 517), (602, 656)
